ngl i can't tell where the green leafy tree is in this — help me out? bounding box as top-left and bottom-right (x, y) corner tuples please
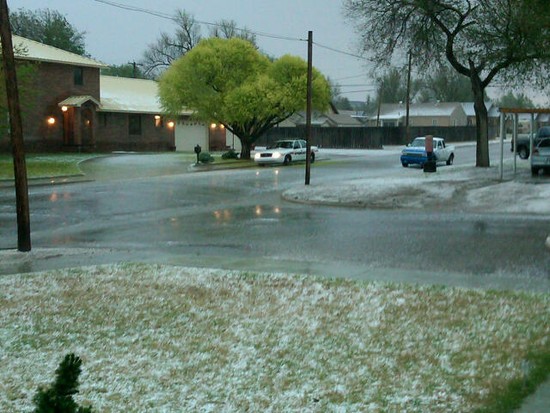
(494, 91), (535, 109)
(159, 37), (330, 159)
(1, 51), (37, 138)
(344, 0), (550, 167)
(418, 65), (474, 103)
(10, 8), (86, 55)
(328, 77), (353, 110)
(375, 67), (409, 104)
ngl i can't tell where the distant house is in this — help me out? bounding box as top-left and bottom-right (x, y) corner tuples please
(461, 102), (500, 129)
(371, 102), (468, 127)
(278, 105), (366, 128)
(1, 35), (219, 153)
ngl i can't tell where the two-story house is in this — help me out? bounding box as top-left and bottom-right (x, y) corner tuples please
(1, 35), (179, 152)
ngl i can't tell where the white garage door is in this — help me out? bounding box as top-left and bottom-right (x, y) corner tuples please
(175, 121), (208, 152)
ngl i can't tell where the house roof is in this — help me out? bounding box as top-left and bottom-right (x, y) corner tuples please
(11, 35), (107, 68)
(325, 113), (365, 127)
(461, 102), (495, 117)
(379, 102), (463, 119)
(99, 75), (193, 115)
(58, 95), (101, 108)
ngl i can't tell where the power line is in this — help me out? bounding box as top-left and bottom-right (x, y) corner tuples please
(92, 0), (305, 43)
(91, 0), (372, 58)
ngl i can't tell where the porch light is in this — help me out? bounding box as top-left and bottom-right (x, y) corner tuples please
(61, 106), (68, 112)
(47, 116), (56, 125)
(167, 121), (175, 128)
(210, 123), (217, 129)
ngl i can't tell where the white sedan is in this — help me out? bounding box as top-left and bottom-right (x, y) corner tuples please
(254, 139), (318, 165)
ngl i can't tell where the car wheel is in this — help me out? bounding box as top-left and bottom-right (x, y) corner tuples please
(446, 154), (454, 166)
(402, 162), (408, 167)
(531, 167), (539, 176)
(283, 155), (291, 165)
(518, 147), (529, 159)
(310, 153), (315, 163)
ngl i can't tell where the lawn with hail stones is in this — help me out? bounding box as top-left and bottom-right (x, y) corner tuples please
(0, 263), (548, 412)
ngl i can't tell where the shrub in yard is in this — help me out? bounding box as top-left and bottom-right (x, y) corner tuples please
(199, 152), (214, 163)
(221, 149), (239, 160)
(33, 353), (93, 413)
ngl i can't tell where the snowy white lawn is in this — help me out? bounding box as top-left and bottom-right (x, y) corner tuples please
(1, 263), (548, 412)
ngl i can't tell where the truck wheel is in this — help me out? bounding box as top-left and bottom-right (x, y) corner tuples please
(531, 167), (539, 176)
(446, 154), (454, 166)
(283, 155), (291, 165)
(402, 162), (408, 167)
(518, 147), (529, 159)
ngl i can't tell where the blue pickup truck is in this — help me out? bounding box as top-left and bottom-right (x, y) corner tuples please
(401, 137), (455, 167)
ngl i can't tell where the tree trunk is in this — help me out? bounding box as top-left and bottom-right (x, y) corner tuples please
(471, 74), (490, 167)
(240, 139), (252, 160)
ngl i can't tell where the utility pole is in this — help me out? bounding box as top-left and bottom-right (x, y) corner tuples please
(405, 50), (412, 142)
(305, 31), (313, 185)
(0, 0), (32, 251)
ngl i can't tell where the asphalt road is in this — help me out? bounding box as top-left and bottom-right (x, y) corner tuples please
(1, 144), (549, 291)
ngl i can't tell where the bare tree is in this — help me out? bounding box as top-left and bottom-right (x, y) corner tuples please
(141, 10), (201, 78)
(141, 11), (258, 79)
(344, 0), (550, 167)
(208, 19), (257, 45)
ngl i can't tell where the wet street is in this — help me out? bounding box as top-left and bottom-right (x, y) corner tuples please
(1, 145), (549, 291)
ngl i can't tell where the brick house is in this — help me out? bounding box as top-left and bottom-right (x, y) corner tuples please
(1, 35), (178, 152)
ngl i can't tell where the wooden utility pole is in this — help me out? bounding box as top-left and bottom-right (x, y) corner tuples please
(405, 50), (412, 142)
(0, 0), (31, 251)
(305, 31), (313, 185)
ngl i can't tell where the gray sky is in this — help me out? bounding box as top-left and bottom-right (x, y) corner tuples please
(8, 0), (376, 100)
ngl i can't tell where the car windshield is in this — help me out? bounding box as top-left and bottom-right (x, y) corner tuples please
(410, 138), (425, 147)
(268, 141), (293, 149)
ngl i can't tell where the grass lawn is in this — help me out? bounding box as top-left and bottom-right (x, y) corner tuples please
(0, 263), (548, 412)
(0, 154), (97, 179)
(0, 153), (254, 180)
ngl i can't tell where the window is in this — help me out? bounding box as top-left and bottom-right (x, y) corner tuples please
(129, 114), (142, 135)
(74, 67), (83, 85)
(432, 119), (438, 126)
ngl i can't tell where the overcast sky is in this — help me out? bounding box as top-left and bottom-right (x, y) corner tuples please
(7, 0), (548, 105)
(8, 0), (377, 100)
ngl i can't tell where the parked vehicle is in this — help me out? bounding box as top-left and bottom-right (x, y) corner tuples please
(254, 139), (318, 165)
(511, 127), (550, 160)
(511, 134), (533, 159)
(400, 136), (455, 167)
(531, 129), (550, 175)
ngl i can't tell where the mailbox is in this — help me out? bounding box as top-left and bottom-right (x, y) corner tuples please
(194, 144), (202, 164)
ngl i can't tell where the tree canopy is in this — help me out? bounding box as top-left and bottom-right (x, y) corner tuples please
(0, 55), (36, 137)
(345, 0), (550, 167)
(9, 8), (86, 55)
(494, 91), (535, 109)
(159, 37), (330, 159)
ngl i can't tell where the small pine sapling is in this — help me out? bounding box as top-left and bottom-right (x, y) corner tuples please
(33, 353), (93, 413)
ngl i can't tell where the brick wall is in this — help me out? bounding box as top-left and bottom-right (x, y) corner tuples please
(95, 112), (175, 152)
(20, 62), (100, 149)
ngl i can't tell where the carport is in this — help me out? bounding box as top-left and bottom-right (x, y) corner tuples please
(498, 107), (550, 180)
